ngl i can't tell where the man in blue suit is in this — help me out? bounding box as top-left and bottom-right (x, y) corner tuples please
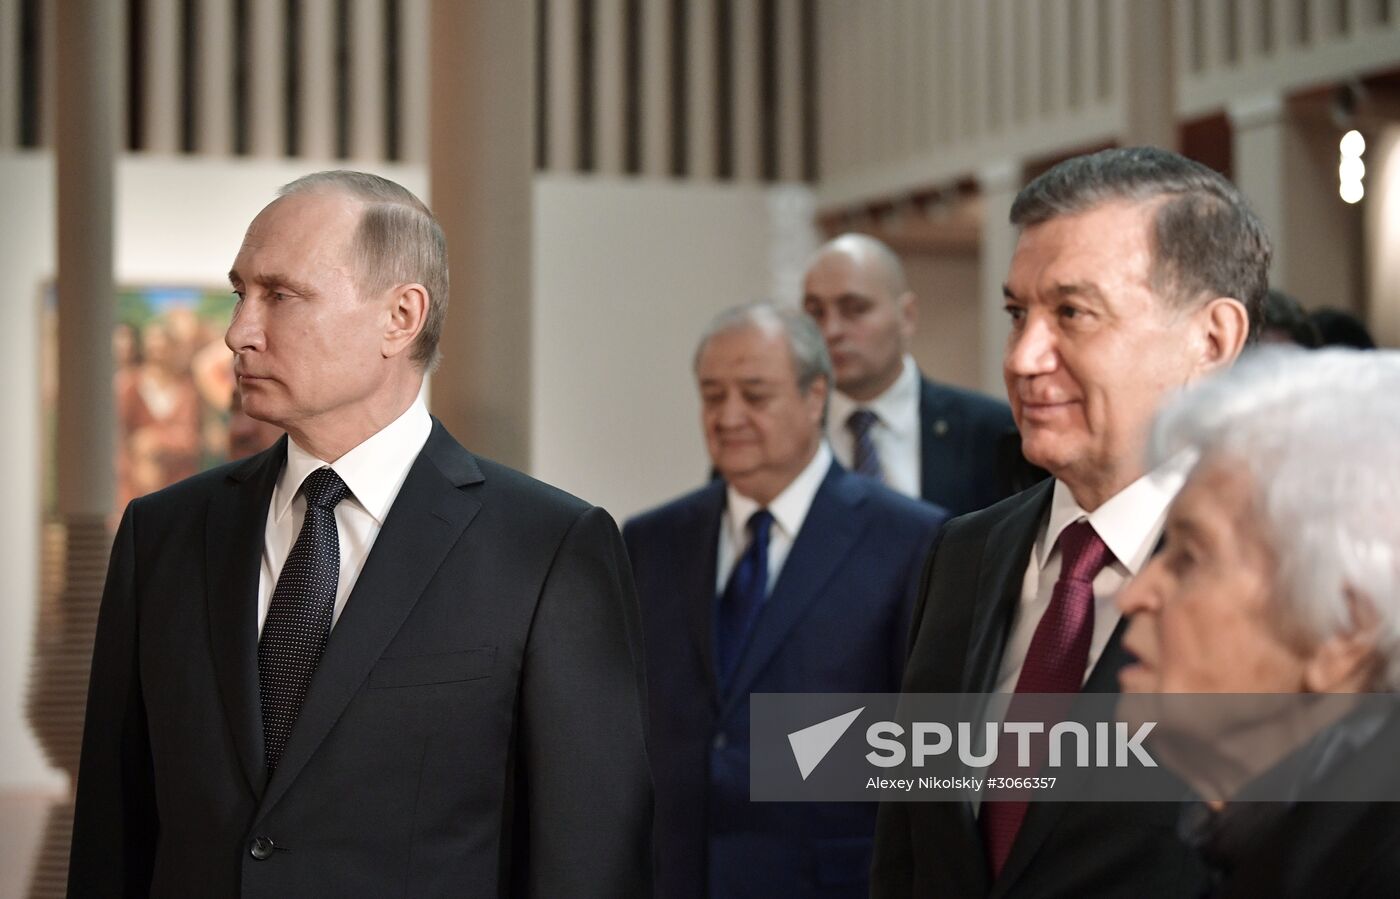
(802, 233), (1044, 514)
(624, 303), (947, 899)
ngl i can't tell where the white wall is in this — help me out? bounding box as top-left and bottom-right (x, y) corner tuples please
(531, 176), (817, 522)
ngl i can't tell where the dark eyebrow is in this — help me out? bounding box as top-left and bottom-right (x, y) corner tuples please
(1051, 281), (1107, 304)
(232, 272), (318, 297)
(227, 269), (241, 288)
(1002, 284), (1019, 302)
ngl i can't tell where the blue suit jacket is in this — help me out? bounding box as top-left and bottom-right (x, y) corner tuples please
(624, 462), (947, 899)
(917, 376), (1031, 516)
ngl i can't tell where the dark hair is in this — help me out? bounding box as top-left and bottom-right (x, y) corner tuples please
(1259, 290), (1321, 348)
(1309, 307), (1376, 349)
(1011, 147), (1272, 340)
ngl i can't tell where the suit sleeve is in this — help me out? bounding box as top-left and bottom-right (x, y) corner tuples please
(870, 524), (948, 899)
(67, 503), (158, 898)
(520, 505), (654, 898)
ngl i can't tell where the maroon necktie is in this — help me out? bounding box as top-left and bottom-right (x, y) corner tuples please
(980, 520), (1114, 878)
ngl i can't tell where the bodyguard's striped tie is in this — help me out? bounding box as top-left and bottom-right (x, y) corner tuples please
(258, 467), (349, 774)
(846, 408), (884, 481)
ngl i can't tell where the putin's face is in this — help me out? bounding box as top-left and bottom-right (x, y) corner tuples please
(697, 324), (827, 506)
(226, 191), (390, 441)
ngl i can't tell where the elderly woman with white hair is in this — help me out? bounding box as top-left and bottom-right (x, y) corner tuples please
(1115, 347), (1400, 898)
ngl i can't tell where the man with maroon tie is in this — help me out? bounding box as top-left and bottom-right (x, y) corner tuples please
(871, 146), (1268, 898)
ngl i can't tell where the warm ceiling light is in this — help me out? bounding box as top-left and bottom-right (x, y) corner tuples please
(1340, 129), (1366, 157)
(1339, 180), (1364, 204)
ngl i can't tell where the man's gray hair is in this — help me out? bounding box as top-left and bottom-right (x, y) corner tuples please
(278, 170), (448, 371)
(1149, 347), (1400, 689)
(694, 302), (832, 420)
(1011, 147), (1272, 339)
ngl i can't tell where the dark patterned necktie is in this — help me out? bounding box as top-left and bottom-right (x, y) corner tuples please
(981, 519), (1114, 877)
(258, 467), (350, 774)
(847, 408), (883, 481)
(715, 509), (774, 691)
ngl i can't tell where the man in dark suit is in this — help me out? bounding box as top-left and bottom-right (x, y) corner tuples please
(1116, 348), (1400, 898)
(872, 147), (1267, 898)
(625, 303), (946, 899)
(67, 172), (652, 897)
(801, 233), (1035, 515)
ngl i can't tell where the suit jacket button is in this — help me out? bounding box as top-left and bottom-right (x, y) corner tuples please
(250, 836), (275, 860)
(713, 732), (727, 750)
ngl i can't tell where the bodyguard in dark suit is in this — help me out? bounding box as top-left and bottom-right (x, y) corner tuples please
(872, 147), (1267, 898)
(68, 172), (652, 897)
(625, 304), (946, 899)
(801, 233), (1035, 515)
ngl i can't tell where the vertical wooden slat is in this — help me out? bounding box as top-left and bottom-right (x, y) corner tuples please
(595, 0), (624, 173)
(641, 0), (670, 176)
(1048, 0), (1071, 115)
(906, 0), (928, 151)
(0, 0), (18, 148)
(731, 0), (759, 179)
(1024, 0), (1041, 121)
(886, 0), (907, 162)
(246, 0), (283, 156)
(298, 0), (334, 158)
(776, 0), (802, 180)
(195, 0), (232, 154)
(40, 0), (57, 147)
(933, 0), (953, 144)
(141, 0), (179, 152)
(1238, 0), (1264, 58)
(998, 0), (1017, 128)
(818, 0), (844, 174)
(687, 0), (716, 178)
(1203, 0), (1229, 69)
(546, 0), (578, 171)
(349, 0), (384, 160)
(1345, 0), (1364, 31)
(947, 0), (967, 141)
(399, 0), (428, 163)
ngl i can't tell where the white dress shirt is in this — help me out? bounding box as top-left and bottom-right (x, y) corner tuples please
(257, 398), (433, 636)
(715, 442), (834, 596)
(828, 354), (922, 499)
(993, 460), (1189, 692)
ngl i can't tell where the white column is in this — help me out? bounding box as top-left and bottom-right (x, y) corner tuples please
(399, 0), (429, 163)
(299, 0), (335, 159)
(1367, 126), (1400, 345)
(641, 0), (670, 177)
(247, 0), (285, 157)
(429, 0), (534, 468)
(142, 0), (180, 153)
(1228, 94), (1286, 285)
(595, 0), (625, 174)
(776, 0), (803, 181)
(731, 0), (760, 180)
(196, 0), (233, 154)
(687, 0), (717, 179)
(349, 0), (385, 161)
(977, 160), (1020, 395)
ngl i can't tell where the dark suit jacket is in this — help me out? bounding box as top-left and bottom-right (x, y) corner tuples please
(624, 462), (947, 899)
(872, 479), (1206, 899)
(916, 378), (1039, 516)
(68, 421), (653, 898)
(1198, 711), (1400, 898)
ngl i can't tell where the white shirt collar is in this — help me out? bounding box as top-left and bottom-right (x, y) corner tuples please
(271, 397), (433, 527)
(1037, 455), (1192, 575)
(725, 441), (834, 542)
(829, 354), (920, 437)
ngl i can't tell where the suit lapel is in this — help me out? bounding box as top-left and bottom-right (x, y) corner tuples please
(681, 483), (726, 707)
(917, 379), (946, 504)
(719, 465), (860, 714)
(206, 438), (287, 799)
(255, 421), (484, 821)
(964, 479), (1053, 693)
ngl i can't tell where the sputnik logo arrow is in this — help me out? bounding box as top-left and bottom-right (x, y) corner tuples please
(787, 707), (865, 780)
